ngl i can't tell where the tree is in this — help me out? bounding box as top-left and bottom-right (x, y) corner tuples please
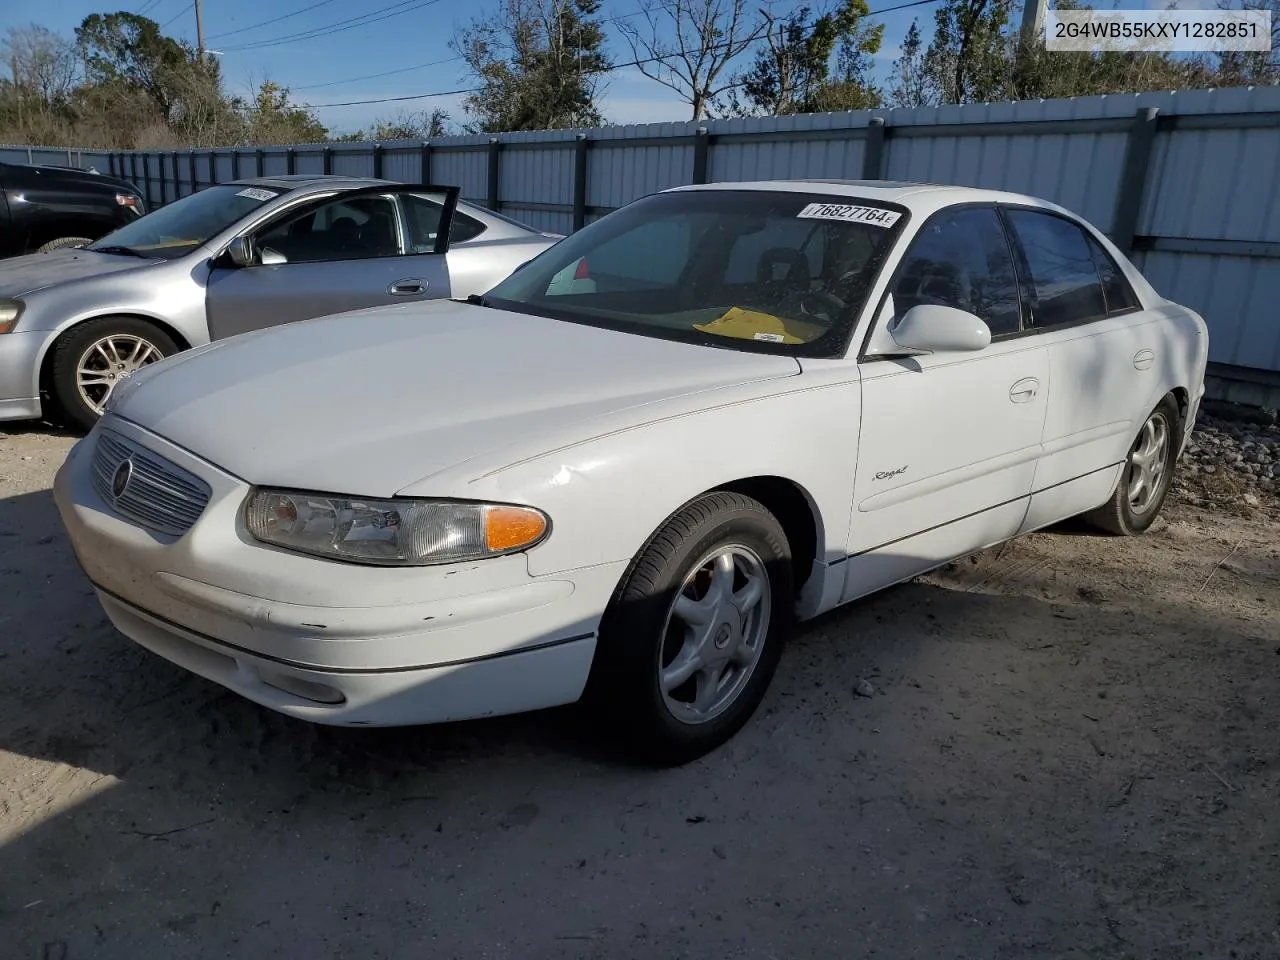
(886, 21), (931, 107)
(75, 12), (196, 124)
(235, 80), (328, 145)
(453, 0), (610, 132)
(4, 25), (80, 110)
(619, 0), (771, 120)
(370, 108), (452, 140)
(922, 0), (1013, 105)
(733, 0), (882, 115)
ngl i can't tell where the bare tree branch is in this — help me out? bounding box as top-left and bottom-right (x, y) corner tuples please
(618, 0), (772, 120)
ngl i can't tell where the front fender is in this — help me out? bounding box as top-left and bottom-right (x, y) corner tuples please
(463, 380), (862, 579)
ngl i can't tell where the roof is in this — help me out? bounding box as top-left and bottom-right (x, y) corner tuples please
(229, 174), (389, 191)
(663, 178), (1068, 218)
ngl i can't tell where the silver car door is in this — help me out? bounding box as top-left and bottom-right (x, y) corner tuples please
(205, 185), (459, 340)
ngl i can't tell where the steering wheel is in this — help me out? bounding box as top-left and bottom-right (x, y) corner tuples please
(781, 288), (847, 324)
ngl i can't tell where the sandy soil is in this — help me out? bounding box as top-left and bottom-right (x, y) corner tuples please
(2, 423), (1278, 960)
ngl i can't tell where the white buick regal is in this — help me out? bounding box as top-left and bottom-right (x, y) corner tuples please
(54, 179), (1208, 764)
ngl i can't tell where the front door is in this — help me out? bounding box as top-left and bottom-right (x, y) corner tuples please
(205, 186), (458, 340)
(843, 205), (1049, 602)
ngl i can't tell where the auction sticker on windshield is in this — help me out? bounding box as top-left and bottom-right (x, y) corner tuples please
(236, 188), (279, 202)
(797, 203), (901, 227)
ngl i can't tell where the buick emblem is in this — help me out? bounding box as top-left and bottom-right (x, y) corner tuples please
(111, 459), (134, 499)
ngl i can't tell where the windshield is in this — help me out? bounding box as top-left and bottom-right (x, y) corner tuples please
(88, 184), (289, 259)
(484, 189), (907, 358)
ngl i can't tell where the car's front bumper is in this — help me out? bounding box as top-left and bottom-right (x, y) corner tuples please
(52, 416), (627, 726)
(0, 330), (48, 421)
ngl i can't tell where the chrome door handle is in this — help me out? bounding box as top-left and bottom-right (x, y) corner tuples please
(1133, 348), (1155, 371)
(1009, 377), (1039, 403)
(388, 278), (426, 295)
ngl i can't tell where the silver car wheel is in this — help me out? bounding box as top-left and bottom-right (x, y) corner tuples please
(658, 544), (772, 726)
(76, 334), (163, 414)
(1127, 409), (1170, 515)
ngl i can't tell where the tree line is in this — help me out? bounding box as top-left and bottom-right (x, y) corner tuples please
(2, 0), (1277, 150)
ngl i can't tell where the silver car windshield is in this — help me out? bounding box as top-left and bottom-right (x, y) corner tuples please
(88, 184), (290, 260)
(483, 190), (908, 359)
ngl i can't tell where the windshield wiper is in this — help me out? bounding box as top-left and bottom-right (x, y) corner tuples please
(464, 293), (491, 308)
(92, 245), (149, 259)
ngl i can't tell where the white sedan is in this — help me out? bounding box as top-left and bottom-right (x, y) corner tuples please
(53, 179), (1208, 764)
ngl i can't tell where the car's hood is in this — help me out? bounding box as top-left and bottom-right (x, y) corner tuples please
(0, 248), (161, 299)
(112, 300), (802, 496)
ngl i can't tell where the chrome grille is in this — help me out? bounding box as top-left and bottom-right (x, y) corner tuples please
(91, 429), (212, 537)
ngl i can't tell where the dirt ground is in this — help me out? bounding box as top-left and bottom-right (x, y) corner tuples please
(2, 422), (1278, 960)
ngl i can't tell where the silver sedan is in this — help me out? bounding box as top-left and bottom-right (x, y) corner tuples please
(0, 175), (560, 429)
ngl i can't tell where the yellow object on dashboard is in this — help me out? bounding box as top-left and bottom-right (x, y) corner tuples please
(693, 306), (824, 344)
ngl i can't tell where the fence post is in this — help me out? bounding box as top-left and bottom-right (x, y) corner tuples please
(487, 138), (501, 210)
(691, 127), (709, 185)
(158, 154), (167, 205)
(1112, 106), (1160, 254)
(209, 150), (218, 185)
(420, 141), (432, 183)
(231, 150), (240, 180)
(142, 154), (153, 206)
(372, 143), (384, 179)
(189, 151), (197, 192)
(170, 150), (179, 196)
(323, 146), (333, 175)
(255, 148), (265, 178)
(572, 134), (589, 232)
(862, 116), (886, 180)
(286, 147), (296, 176)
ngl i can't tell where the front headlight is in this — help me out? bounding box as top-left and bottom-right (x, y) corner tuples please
(244, 490), (549, 566)
(0, 299), (24, 334)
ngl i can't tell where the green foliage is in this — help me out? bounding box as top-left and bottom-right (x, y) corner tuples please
(453, 0), (610, 132)
(733, 0), (883, 116)
(0, 13), (331, 148)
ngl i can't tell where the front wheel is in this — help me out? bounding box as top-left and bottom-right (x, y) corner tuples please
(1083, 394), (1181, 536)
(586, 492), (793, 766)
(49, 317), (179, 431)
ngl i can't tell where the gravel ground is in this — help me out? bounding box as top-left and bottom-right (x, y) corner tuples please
(1, 414), (1278, 960)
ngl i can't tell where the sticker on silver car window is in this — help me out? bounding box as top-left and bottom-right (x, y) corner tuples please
(797, 203), (901, 227)
(236, 187), (279, 201)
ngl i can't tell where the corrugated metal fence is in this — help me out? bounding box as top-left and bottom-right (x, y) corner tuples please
(4, 85), (1280, 404)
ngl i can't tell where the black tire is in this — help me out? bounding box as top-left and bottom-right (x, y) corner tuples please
(49, 317), (179, 432)
(1083, 394), (1182, 536)
(36, 236), (91, 253)
(585, 491), (794, 766)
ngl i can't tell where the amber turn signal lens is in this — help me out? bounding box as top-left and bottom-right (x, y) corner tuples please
(484, 505), (548, 552)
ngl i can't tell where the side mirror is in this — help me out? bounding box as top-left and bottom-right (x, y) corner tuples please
(226, 236), (256, 268)
(890, 304), (992, 354)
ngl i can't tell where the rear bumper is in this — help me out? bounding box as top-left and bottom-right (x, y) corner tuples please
(0, 330), (47, 421)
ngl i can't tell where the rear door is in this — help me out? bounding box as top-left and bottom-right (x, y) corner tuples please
(998, 207), (1156, 531)
(205, 185), (459, 340)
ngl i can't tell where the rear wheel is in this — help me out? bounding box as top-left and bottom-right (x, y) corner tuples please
(49, 317), (178, 431)
(586, 492), (793, 766)
(1083, 395), (1181, 535)
(36, 236), (91, 253)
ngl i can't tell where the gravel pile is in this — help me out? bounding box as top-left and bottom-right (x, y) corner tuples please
(1173, 407), (1280, 512)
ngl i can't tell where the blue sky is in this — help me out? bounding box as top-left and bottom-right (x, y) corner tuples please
(9, 0), (947, 134)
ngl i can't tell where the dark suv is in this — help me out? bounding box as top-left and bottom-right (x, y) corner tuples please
(0, 161), (146, 258)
